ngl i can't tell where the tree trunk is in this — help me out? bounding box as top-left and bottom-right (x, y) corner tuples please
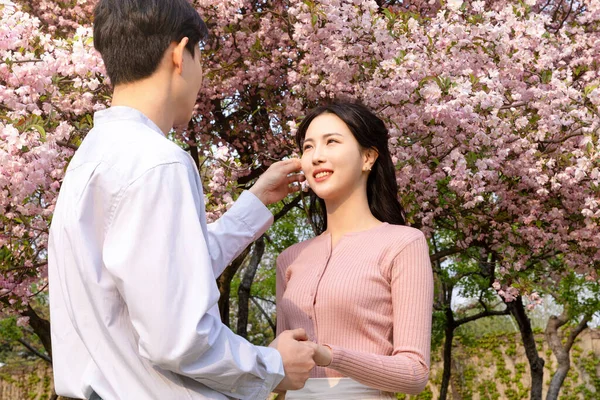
(508, 296), (544, 400)
(545, 312), (589, 400)
(450, 355), (464, 400)
(187, 120), (200, 169)
(435, 247), (506, 400)
(237, 237), (265, 338)
(21, 304), (52, 360)
(217, 247), (251, 327)
(215, 195), (299, 328)
(439, 305), (455, 400)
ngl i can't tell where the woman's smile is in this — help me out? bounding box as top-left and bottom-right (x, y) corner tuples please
(313, 169), (334, 182)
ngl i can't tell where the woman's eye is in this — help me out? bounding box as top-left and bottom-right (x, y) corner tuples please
(327, 139), (338, 144)
(303, 145), (313, 151)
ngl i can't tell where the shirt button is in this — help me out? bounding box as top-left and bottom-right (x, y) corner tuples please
(308, 315), (312, 319)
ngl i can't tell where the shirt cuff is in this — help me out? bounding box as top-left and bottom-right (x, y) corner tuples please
(256, 346), (285, 398)
(228, 190), (274, 239)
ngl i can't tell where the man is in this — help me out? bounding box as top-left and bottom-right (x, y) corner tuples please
(48, 0), (315, 398)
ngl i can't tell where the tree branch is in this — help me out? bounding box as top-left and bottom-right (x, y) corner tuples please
(274, 195), (302, 222)
(455, 307), (510, 327)
(17, 338), (51, 364)
(11, 59), (43, 64)
(500, 101), (527, 110)
(237, 167), (266, 186)
(539, 130), (583, 145)
(250, 296), (276, 337)
(565, 315), (590, 352)
(251, 295), (276, 306)
(430, 247), (461, 263)
(56, 140), (79, 150)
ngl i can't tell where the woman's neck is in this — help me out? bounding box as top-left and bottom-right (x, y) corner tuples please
(324, 188), (382, 246)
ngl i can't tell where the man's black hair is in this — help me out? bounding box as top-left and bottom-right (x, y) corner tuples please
(93, 0), (208, 86)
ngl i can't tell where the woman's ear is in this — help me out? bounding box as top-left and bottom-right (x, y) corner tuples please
(362, 147), (379, 172)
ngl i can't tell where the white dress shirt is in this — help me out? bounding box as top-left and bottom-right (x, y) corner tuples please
(48, 106), (284, 400)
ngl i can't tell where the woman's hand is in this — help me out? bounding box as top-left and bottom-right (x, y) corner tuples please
(305, 342), (333, 367)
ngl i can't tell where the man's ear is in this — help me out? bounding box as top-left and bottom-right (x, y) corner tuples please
(363, 147), (379, 171)
(172, 37), (189, 74)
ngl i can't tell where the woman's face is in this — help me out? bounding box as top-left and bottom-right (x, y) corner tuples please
(301, 113), (373, 203)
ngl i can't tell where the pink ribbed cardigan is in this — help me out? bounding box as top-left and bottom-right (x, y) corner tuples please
(276, 223), (434, 395)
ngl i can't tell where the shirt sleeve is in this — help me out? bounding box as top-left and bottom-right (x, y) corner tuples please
(324, 234), (433, 394)
(206, 191), (273, 277)
(103, 162), (284, 399)
(275, 254), (290, 336)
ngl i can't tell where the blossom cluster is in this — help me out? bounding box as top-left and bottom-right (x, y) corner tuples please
(1, 0), (599, 313)
(285, 0), (600, 300)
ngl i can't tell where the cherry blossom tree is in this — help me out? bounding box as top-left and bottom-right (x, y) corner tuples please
(0, 0), (107, 357)
(283, 0), (599, 398)
(1, 1), (599, 398)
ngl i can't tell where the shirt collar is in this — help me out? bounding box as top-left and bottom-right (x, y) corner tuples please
(94, 106), (165, 137)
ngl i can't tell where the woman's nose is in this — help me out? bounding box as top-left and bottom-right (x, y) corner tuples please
(312, 146), (326, 165)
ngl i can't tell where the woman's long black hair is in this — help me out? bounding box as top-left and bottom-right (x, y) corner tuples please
(296, 101), (406, 234)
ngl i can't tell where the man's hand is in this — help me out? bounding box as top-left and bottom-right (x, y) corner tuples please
(249, 159), (305, 205)
(269, 328), (316, 392)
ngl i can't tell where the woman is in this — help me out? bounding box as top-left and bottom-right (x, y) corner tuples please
(276, 101), (434, 399)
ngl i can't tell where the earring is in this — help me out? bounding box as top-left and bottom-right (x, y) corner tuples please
(364, 166), (372, 172)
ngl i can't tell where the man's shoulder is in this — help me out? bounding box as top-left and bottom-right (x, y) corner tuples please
(124, 129), (192, 176)
(76, 120), (195, 184)
(102, 119), (189, 163)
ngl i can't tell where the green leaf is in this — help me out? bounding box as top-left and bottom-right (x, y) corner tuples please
(584, 84), (599, 97)
(30, 125), (46, 141)
(382, 8), (395, 21)
(0, 317), (23, 342)
(540, 69), (553, 84)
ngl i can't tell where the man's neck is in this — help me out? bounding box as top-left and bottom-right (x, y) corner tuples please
(111, 77), (175, 135)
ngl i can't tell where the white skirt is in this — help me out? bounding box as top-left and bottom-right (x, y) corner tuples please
(284, 378), (395, 400)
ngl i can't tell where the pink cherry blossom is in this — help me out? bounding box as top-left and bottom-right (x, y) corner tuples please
(1, 0), (599, 320)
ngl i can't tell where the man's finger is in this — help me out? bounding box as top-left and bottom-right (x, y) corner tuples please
(288, 185), (301, 194)
(280, 158), (301, 165)
(277, 158), (302, 174)
(287, 174), (305, 184)
(290, 328), (308, 341)
(302, 341), (319, 348)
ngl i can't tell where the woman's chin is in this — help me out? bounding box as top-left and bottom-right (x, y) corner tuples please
(312, 188), (337, 202)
